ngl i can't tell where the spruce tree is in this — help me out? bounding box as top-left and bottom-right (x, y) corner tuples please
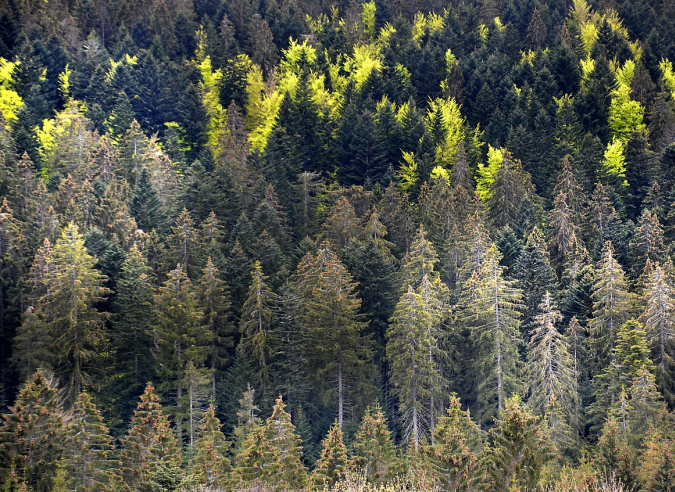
(166, 208), (201, 279)
(527, 292), (579, 446)
(230, 422), (279, 487)
(352, 404), (396, 484)
(590, 241), (633, 368)
(190, 404), (230, 490)
(629, 209), (666, 278)
(197, 257), (233, 396)
(641, 263), (675, 403)
(239, 261), (277, 404)
(119, 383), (182, 490)
(428, 395), (483, 492)
(464, 245), (523, 421)
(63, 391), (118, 491)
(513, 226), (557, 337)
(295, 246), (374, 428)
(264, 396), (308, 489)
(39, 222), (110, 401)
(130, 167), (168, 233)
(0, 370), (64, 492)
(485, 395), (552, 491)
(152, 264), (209, 441)
(312, 421), (349, 488)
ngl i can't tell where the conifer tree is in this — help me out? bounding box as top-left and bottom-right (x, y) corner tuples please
(153, 264), (209, 440)
(485, 395), (552, 491)
(639, 426), (675, 491)
(352, 404), (396, 484)
(0, 370), (64, 492)
(465, 245), (523, 420)
(590, 242), (633, 367)
(39, 222), (109, 401)
(130, 167), (168, 233)
(320, 197), (361, 252)
(387, 285), (437, 446)
(63, 391), (117, 491)
(295, 246), (374, 428)
(527, 292), (579, 444)
(487, 151), (535, 229)
(399, 225), (442, 291)
(190, 404), (230, 490)
(264, 396), (308, 489)
(119, 383), (182, 490)
(312, 421), (349, 488)
(428, 395), (483, 492)
(198, 257), (232, 396)
(513, 227), (557, 336)
(595, 417), (637, 490)
(10, 306), (51, 384)
(641, 263), (675, 402)
(232, 384), (260, 453)
(112, 245), (154, 405)
(627, 366), (667, 442)
(630, 209), (666, 278)
(230, 422), (279, 487)
(239, 261), (277, 404)
(166, 208), (201, 279)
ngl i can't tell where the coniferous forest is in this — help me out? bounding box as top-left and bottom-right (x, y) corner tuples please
(3, 0), (675, 490)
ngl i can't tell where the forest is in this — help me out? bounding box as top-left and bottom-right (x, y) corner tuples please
(2, 0), (675, 490)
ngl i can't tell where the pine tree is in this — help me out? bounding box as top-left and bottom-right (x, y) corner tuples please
(264, 396), (308, 489)
(428, 395), (483, 492)
(197, 257), (233, 396)
(485, 395), (553, 491)
(0, 370), (64, 492)
(295, 246), (374, 428)
(464, 245), (523, 421)
(312, 421), (349, 488)
(119, 383), (182, 490)
(63, 391), (117, 491)
(152, 264), (209, 441)
(190, 404), (230, 490)
(352, 404), (396, 484)
(527, 292), (579, 445)
(641, 263), (675, 403)
(40, 223), (110, 401)
(590, 242), (633, 368)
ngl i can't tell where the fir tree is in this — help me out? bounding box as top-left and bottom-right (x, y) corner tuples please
(230, 422), (279, 486)
(197, 257), (233, 396)
(312, 421), (349, 488)
(527, 292), (579, 445)
(641, 263), (675, 403)
(166, 208), (201, 279)
(130, 167), (168, 233)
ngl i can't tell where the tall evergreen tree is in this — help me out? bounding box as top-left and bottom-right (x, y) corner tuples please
(264, 396), (308, 489)
(239, 261), (277, 405)
(312, 421), (348, 488)
(190, 404), (230, 490)
(295, 246), (374, 428)
(352, 404), (395, 484)
(589, 242), (633, 368)
(464, 245), (523, 421)
(39, 223), (109, 401)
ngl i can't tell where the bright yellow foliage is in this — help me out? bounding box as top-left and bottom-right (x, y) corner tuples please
(0, 58), (22, 125)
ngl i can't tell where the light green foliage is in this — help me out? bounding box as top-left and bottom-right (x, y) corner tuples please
(345, 45), (382, 88)
(476, 145), (504, 202)
(0, 58), (23, 125)
(661, 58), (675, 98)
(196, 28), (227, 154)
(361, 1), (376, 40)
(397, 151), (418, 192)
(603, 139), (628, 185)
(425, 97), (465, 168)
(609, 60), (646, 142)
(412, 12), (444, 42)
